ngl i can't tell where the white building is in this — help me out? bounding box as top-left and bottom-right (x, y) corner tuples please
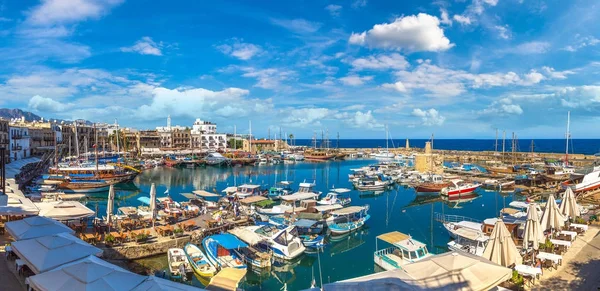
(9, 124), (31, 162)
(155, 116), (226, 151)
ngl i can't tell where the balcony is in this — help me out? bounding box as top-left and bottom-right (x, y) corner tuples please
(43, 136), (55, 141)
(11, 134), (25, 139)
(11, 145), (22, 151)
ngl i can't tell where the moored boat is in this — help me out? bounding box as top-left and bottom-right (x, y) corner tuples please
(374, 231), (433, 271)
(202, 234), (248, 270)
(327, 206), (370, 235)
(250, 225), (305, 260)
(440, 179), (480, 197)
(167, 248), (193, 279)
(183, 243), (217, 278)
(317, 188), (351, 206)
(562, 166), (600, 194)
(58, 179), (110, 193)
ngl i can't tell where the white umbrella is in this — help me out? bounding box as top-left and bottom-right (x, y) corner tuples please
(482, 219), (522, 267)
(522, 203), (545, 250)
(559, 187), (580, 219)
(540, 194), (566, 231)
(150, 183), (157, 226)
(106, 185), (115, 226)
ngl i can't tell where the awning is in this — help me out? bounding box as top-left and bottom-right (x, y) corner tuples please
(221, 187), (238, 194)
(137, 197), (151, 205)
(294, 219), (318, 228)
(281, 192), (318, 201)
(313, 204), (343, 212)
(377, 231), (409, 245)
(240, 196), (267, 204)
(454, 228), (488, 242)
(193, 190), (221, 197)
(206, 267), (247, 291)
(331, 206), (366, 215)
(0, 193), (40, 216)
(117, 206), (138, 216)
(500, 208), (520, 215)
(5, 216), (74, 241)
(132, 276), (203, 290)
(35, 201), (95, 221)
(209, 233), (248, 249)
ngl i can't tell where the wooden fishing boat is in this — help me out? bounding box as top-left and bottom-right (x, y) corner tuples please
(414, 182), (450, 193)
(184, 243), (217, 278)
(327, 206), (370, 235)
(202, 234), (247, 270)
(58, 180), (110, 193)
(304, 150), (335, 161)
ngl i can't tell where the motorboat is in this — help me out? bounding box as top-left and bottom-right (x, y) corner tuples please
(226, 227), (274, 269)
(232, 184), (262, 198)
(250, 225), (305, 260)
(294, 181), (322, 197)
(257, 158), (268, 166)
(327, 206), (370, 235)
(204, 152), (229, 166)
(317, 188), (351, 206)
(354, 179), (387, 191)
(202, 234), (248, 269)
(440, 179), (480, 197)
(447, 229), (489, 256)
(257, 192), (318, 215)
(183, 243), (217, 278)
(158, 197), (182, 216)
(291, 219), (325, 248)
(374, 231), (433, 271)
(562, 166), (600, 194)
(482, 179), (516, 190)
(267, 181), (293, 200)
(167, 248), (193, 279)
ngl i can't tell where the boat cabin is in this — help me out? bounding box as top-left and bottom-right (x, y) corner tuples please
(297, 182), (317, 193)
(235, 184), (262, 197)
(374, 231), (432, 271)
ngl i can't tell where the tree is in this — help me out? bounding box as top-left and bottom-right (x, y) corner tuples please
(288, 134), (294, 146)
(227, 138), (243, 149)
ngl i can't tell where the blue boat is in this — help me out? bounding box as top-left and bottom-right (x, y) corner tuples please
(291, 219), (326, 247)
(202, 234), (248, 270)
(327, 206), (371, 235)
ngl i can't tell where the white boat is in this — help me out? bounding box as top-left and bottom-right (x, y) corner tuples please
(354, 179), (388, 191)
(232, 184), (262, 198)
(293, 154), (305, 161)
(202, 234), (247, 270)
(257, 192), (318, 215)
(447, 228), (489, 256)
(294, 181), (322, 197)
(562, 166), (600, 194)
(257, 158), (268, 166)
(167, 248), (192, 278)
(318, 188), (351, 206)
(326, 205), (369, 227)
(250, 225), (305, 260)
(374, 231), (433, 271)
(440, 179), (480, 197)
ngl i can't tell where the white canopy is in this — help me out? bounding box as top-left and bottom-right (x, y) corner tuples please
(221, 186), (238, 194)
(559, 188), (580, 219)
(540, 194), (566, 231)
(0, 192), (40, 216)
(132, 276), (204, 291)
(5, 216), (73, 241)
(522, 203), (545, 250)
(322, 251), (512, 291)
(482, 219), (522, 267)
(11, 232), (103, 274)
(35, 201), (96, 221)
(150, 183), (157, 221)
(27, 255), (146, 291)
(228, 227), (264, 245)
(281, 192), (318, 201)
(106, 185), (115, 226)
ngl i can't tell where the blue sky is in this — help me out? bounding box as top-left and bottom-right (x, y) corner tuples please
(0, 0), (599, 139)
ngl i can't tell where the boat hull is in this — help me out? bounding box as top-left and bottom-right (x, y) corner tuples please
(441, 185), (479, 197)
(184, 243), (216, 278)
(415, 183), (450, 193)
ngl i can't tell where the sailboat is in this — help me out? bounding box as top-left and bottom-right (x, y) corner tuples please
(373, 125), (394, 160)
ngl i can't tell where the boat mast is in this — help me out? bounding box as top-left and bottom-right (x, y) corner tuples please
(249, 120), (252, 154)
(74, 122), (80, 159)
(494, 128), (498, 154)
(115, 119), (120, 157)
(385, 124), (389, 152)
(53, 125), (58, 168)
(502, 130), (506, 163)
(431, 133), (434, 151)
(94, 124), (98, 176)
(84, 136), (88, 159)
(233, 125), (236, 150)
(68, 134), (72, 160)
(565, 111), (570, 166)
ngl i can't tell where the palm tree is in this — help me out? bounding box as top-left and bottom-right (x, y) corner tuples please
(288, 134), (294, 146)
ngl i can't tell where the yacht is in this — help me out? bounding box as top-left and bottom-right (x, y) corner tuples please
(250, 225), (305, 260)
(318, 188), (351, 206)
(374, 231), (433, 271)
(562, 166), (600, 194)
(440, 179), (480, 198)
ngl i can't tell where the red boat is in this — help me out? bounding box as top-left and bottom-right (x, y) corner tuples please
(415, 182), (450, 193)
(441, 179), (480, 197)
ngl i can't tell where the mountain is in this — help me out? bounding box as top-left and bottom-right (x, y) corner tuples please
(0, 108), (42, 121)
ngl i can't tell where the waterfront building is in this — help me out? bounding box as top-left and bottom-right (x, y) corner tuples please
(415, 141), (443, 174)
(26, 120), (62, 156)
(0, 118), (8, 162)
(8, 121), (31, 162)
(242, 139), (288, 153)
(155, 116), (226, 152)
(138, 130), (161, 152)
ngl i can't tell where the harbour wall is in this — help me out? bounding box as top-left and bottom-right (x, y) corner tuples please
(100, 235), (192, 260)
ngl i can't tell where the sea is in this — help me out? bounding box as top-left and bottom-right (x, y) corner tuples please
(292, 139), (600, 155)
(87, 160), (526, 290)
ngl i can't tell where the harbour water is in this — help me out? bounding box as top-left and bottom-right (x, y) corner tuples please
(87, 160), (518, 290)
(293, 139), (600, 155)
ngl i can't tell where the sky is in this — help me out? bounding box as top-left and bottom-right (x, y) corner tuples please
(0, 0), (599, 139)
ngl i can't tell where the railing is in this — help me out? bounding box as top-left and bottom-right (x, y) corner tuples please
(434, 213), (481, 224)
(12, 134), (24, 139)
(374, 247), (401, 269)
(11, 145), (22, 150)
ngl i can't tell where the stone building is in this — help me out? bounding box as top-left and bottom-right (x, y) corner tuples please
(0, 119), (8, 162)
(138, 130), (161, 152)
(242, 139), (289, 154)
(414, 141), (444, 174)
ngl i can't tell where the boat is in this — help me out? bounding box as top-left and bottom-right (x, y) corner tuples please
(447, 229), (489, 256)
(202, 234), (248, 269)
(414, 174), (449, 193)
(304, 150), (335, 161)
(232, 184), (262, 198)
(317, 188), (351, 206)
(49, 163), (140, 184)
(291, 219), (325, 248)
(267, 181), (293, 200)
(294, 181), (322, 197)
(257, 192), (318, 215)
(204, 152), (229, 166)
(165, 159), (182, 168)
(562, 166), (600, 194)
(184, 243), (217, 278)
(57, 179), (111, 193)
(158, 197), (182, 216)
(250, 225), (306, 260)
(225, 228), (274, 269)
(354, 178), (387, 191)
(485, 165), (514, 174)
(374, 231), (433, 271)
(482, 179), (515, 190)
(440, 179), (480, 197)
(167, 248), (193, 279)
(327, 206), (370, 235)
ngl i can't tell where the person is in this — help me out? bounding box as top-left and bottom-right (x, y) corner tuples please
(534, 258), (543, 275)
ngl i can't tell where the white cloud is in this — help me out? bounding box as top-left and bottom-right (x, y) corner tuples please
(412, 108), (446, 126)
(346, 111), (383, 129)
(217, 40), (263, 60)
(541, 67), (575, 79)
(503, 41), (551, 54)
(562, 35), (600, 52)
(349, 53), (409, 71)
(342, 104), (366, 111)
(271, 18), (321, 34)
(120, 37), (163, 56)
(440, 9), (452, 25)
(392, 60), (550, 97)
(282, 107), (332, 127)
(481, 98), (524, 115)
(28, 95), (74, 112)
(494, 25), (511, 39)
(26, 0), (123, 25)
(453, 14), (472, 25)
(556, 86), (600, 109)
(381, 81), (407, 93)
(351, 0), (367, 9)
(339, 75), (373, 86)
(325, 4), (342, 16)
(237, 67), (295, 90)
(348, 13), (454, 52)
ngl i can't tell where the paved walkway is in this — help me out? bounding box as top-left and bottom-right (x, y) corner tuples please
(5, 157), (40, 179)
(0, 252), (25, 291)
(532, 226), (600, 290)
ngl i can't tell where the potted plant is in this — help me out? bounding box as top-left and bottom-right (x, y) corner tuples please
(105, 234), (115, 246)
(173, 228), (184, 237)
(136, 233), (148, 243)
(511, 270), (524, 290)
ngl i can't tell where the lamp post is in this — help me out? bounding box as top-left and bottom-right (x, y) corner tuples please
(0, 146), (6, 206)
